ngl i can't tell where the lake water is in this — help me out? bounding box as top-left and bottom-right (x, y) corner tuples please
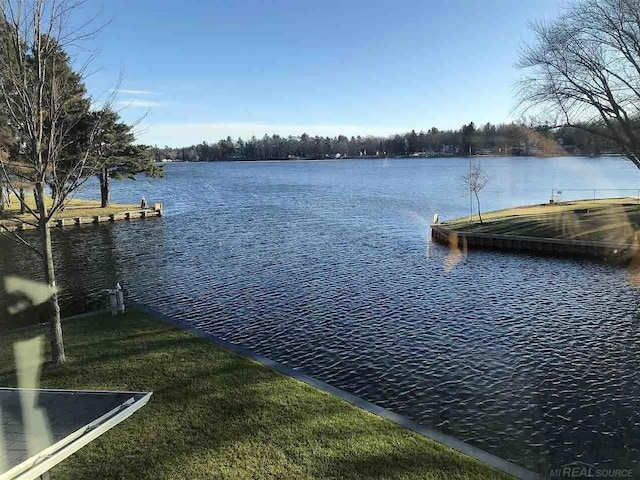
(2, 157), (640, 474)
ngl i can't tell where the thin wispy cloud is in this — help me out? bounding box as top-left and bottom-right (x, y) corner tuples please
(116, 89), (160, 95)
(116, 99), (163, 108)
(139, 122), (413, 147)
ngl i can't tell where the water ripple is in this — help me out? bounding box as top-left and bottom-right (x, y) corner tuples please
(2, 158), (640, 473)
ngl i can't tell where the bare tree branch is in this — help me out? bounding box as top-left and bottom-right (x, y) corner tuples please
(517, 0), (640, 168)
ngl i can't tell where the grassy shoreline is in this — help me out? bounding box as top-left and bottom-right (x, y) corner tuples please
(0, 311), (511, 479)
(0, 194), (139, 228)
(441, 197), (640, 244)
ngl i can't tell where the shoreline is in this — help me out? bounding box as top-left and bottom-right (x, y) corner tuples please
(131, 301), (539, 480)
(0, 198), (162, 232)
(0, 309), (523, 480)
(160, 153), (624, 164)
(432, 197), (640, 263)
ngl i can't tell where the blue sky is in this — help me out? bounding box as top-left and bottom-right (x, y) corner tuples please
(82, 0), (563, 147)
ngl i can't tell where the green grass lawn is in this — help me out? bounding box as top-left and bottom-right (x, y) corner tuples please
(0, 311), (512, 480)
(443, 197), (640, 244)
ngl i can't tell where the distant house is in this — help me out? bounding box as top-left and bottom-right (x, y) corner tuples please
(556, 137), (580, 154)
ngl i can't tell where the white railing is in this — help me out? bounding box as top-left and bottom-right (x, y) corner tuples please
(550, 188), (640, 203)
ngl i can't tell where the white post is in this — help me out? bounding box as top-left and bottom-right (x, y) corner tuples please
(109, 290), (118, 316)
(115, 283), (125, 314)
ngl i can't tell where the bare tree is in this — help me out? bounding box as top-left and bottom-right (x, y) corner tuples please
(0, 0), (109, 364)
(461, 163), (489, 224)
(517, 0), (640, 168)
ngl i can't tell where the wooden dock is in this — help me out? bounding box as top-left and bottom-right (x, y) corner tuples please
(1, 208), (162, 232)
(431, 224), (638, 263)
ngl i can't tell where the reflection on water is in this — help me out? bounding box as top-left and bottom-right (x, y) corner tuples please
(2, 157), (640, 472)
(0, 225), (122, 329)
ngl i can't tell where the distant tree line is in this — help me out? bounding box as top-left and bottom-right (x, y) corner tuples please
(156, 122), (622, 162)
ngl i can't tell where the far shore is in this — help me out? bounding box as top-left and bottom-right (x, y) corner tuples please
(160, 153), (624, 164)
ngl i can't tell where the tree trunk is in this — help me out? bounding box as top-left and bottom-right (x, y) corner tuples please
(100, 168), (110, 208)
(475, 192), (483, 224)
(19, 189), (25, 214)
(36, 181), (66, 365)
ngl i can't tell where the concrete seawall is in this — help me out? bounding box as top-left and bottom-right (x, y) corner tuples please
(431, 224), (637, 262)
(131, 302), (541, 480)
